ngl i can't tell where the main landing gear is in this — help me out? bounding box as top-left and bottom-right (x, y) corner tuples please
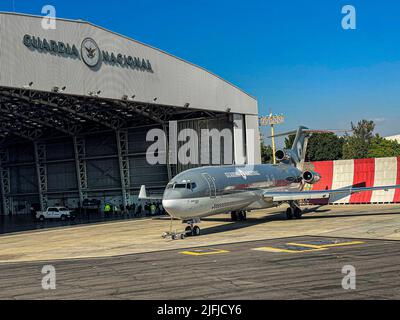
(231, 211), (247, 221)
(285, 201), (303, 220)
(184, 218), (201, 237)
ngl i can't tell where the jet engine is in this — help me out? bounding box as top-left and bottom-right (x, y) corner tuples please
(302, 170), (321, 184)
(275, 149), (299, 164)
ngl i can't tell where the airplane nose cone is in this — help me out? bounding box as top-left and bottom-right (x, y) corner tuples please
(162, 199), (179, 217)
(162, 199), (190, 219)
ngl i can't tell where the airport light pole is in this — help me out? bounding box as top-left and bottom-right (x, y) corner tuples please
(259, 113), (285, 164)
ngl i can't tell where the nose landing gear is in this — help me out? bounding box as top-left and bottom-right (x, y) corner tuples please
(162, 218), (201, 240)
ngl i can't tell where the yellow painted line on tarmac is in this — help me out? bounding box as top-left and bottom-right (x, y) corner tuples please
(253, 240), (365, 254)
(286, 243), (323, 249)
(252, 246), (326, 253)
(179, 248), (230, 256)
(317, 241), (364, 248)
(287, 241), (364, 249)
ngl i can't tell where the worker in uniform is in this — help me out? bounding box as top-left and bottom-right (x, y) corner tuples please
(150, 203), (156, 215)
(104, 203), (111, 216)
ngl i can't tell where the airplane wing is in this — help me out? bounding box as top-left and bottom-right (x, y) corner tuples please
(262, 184), (400, 202)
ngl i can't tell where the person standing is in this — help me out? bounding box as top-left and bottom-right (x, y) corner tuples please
(150, 203), (156, 215)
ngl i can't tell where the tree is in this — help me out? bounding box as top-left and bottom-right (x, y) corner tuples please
(260, 139), (273, 164)
(352, 119), (375, 143)
(367, 135), (400, 158)
(342, 119), (375, 159)
(284, 134), (295, 149)
(306, 133), (344, 161)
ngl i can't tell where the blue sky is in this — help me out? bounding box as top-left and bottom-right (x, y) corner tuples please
(1, 0), (400, 146)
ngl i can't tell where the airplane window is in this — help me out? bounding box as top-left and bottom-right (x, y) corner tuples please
(174, 183), (186, 189)
(166, 183), (173, 189)
(185, 182), (197, 190)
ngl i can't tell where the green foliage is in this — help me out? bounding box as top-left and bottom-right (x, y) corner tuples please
(367, 135), (400, 158)
(284, 134), (295, 149)
(342, 136), (369, 159)
(263, 119), (398, 162)
(342, 120), (376, 159)
(351, 119), (375, 143)
(260, 139), (273, 164)
(306, 133), (344, 161)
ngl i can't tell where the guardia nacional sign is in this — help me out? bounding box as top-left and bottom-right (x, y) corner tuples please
(22, 34), (153, 72)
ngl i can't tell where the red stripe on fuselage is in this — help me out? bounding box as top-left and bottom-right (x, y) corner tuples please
(350, 158), (375, 204)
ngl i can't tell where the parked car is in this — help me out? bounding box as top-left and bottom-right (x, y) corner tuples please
(36, 207), (74, 221)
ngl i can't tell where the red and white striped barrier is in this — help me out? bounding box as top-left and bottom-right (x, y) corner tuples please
(306, 157), (400, 204)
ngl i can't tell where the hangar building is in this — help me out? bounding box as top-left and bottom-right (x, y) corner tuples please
(0, 12), (260, 215)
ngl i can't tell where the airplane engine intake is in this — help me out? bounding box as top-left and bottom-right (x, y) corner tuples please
(302, 170), (321, 184)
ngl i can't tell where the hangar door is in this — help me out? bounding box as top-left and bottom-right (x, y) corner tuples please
(175, 115), (233, 175)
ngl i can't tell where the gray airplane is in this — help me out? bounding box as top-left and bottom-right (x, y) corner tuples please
(140, 126), (400, 238)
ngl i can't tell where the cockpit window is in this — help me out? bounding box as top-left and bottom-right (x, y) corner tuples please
(168, 182), (197, 190)
(174, 183), (187, 189)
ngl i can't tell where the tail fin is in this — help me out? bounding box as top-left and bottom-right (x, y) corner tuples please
(268, 127), (348, 168)
(138, 184), (164, 200)
(138, 185), (147, 199)
(290, 126), (309, 165)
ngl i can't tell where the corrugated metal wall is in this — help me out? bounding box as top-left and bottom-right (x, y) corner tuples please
(0, 12), (258, 116)
(175, 115), (234, 174)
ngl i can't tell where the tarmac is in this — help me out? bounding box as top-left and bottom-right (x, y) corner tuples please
(1, 204), (400, 299)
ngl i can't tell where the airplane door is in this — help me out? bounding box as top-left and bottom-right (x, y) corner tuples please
(202, 173), (216, 198)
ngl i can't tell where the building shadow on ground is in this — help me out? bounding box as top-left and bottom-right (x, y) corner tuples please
(194, 205), (400, 237)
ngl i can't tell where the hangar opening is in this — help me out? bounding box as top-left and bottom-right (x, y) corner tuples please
(0, 12), (260, 216)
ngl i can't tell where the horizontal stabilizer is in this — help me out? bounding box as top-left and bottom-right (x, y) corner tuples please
(266, 129), (350, 139)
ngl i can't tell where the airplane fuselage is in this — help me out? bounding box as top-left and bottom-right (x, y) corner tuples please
(162, 163), (304, 220)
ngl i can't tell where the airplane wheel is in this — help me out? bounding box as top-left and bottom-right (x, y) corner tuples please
(286, 208), (293, 220)
(180, 233), (185, 239)
(238, 211), (247, 221)
(185, 226), (192, 236)
(231, 211), (238, 221)
(294, 207), (302, 219)
(192, 226), (201, 236)
(172, 234), (178, 240)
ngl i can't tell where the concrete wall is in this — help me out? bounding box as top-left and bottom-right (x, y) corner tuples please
(305, 157), (400, 204)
